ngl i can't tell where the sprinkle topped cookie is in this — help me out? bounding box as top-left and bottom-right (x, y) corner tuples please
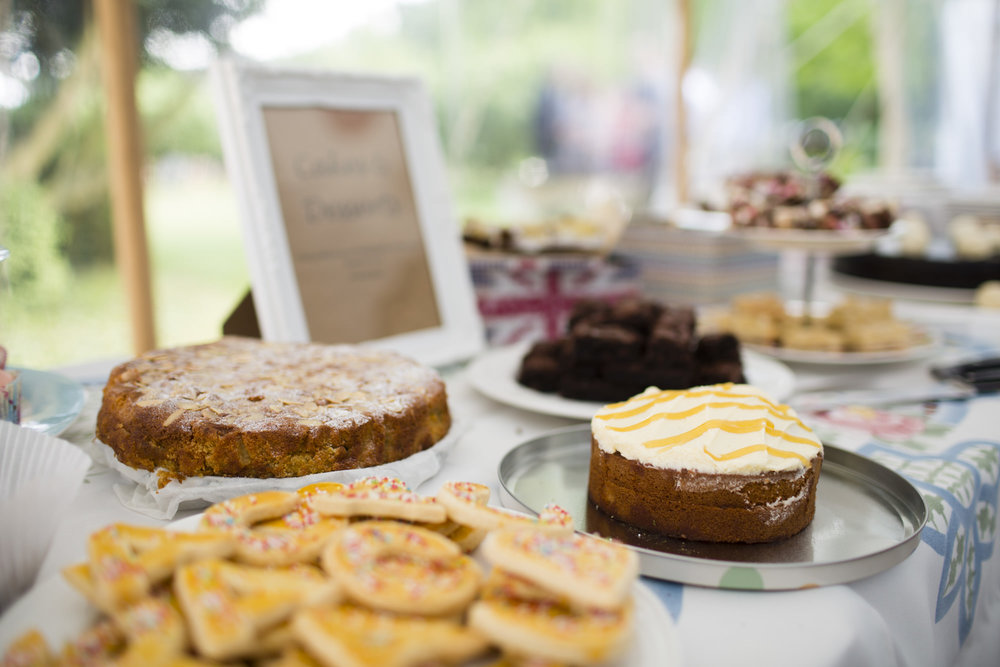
(437, 482), (574, 533)
(3, 478), (642, 667)
(312, 476), (447, 523)
(479, 529), (638, 611)
(174, 559), (339, 661)
(293, 604), (489, 667)
(469, 570), (634, 665)
(322, 521), (481, 616)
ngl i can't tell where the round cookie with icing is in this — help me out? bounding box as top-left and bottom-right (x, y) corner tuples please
(468, 569), (634, 666)
(588, 382), (824, 543)
(321, 520), (482, 616)
(479, 528), (638, 611)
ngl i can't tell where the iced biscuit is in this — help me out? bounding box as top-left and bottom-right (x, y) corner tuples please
(446, 524), (491, 553)
(479, 529), (637, 611)
(261, 646), (323, 667)
(62, 561), (112, 615)
(321, 520), (482, 616)
(292, 604), (490, 667)
(59, 618), (125, 666)
(113, 595), (188, 667)
(468, 570), (633, 666)
(202, 488), (346, 567)
(86, 524), (234, 611)
(201, 490), (300, 531)
(311, 477), (446, 523)
(436, 482), (573, 534)
(0, 629), (53, 667)
(418, 482), (491, 552)
(174, 559), (339, 661)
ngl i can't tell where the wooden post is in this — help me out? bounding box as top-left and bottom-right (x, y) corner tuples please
(93, 0), (156, 354)
(674, 0), (692, 205)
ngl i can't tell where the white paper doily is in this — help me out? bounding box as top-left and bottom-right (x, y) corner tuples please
(80, 421), (464, 520)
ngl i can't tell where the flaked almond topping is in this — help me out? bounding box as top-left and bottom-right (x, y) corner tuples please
(298, 418), (323, 427)
(163, 409), (185, 427)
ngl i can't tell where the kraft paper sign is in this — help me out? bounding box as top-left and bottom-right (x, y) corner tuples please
(262, 107), (441, 344)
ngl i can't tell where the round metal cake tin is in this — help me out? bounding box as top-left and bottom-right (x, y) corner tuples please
(497, 424), (927, 591)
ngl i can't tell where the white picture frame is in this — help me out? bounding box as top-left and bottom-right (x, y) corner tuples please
(210, 58), (484, 368)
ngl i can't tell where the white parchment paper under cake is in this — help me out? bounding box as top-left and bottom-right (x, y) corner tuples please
(80, 420), (465, 520)
(0, 421), (91, 610)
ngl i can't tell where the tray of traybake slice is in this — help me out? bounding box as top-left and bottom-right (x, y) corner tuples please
(497, 424), (926, 591)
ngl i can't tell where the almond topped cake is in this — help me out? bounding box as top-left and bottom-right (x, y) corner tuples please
(96, 337), (451, 481)
(588, 382), (823, 543)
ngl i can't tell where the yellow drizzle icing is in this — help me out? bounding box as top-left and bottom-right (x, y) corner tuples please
(706, 444), (810, 463)
(593, 384), (821, 468)
(597, 384), (790, 420)
(604, 400), (792, 431)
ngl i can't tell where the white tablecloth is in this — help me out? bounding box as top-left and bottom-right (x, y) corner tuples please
(3, 301), (1000, 667)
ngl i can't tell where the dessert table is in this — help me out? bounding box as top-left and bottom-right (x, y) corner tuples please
(2, 300), (999, 667)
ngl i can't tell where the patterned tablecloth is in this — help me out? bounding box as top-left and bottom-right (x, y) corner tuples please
(1, 302), (998, 667)
(634, 303), (1000, 667)
(642, 390), (999, 667)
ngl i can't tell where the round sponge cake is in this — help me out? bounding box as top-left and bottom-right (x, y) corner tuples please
(588, 383), (822, 543)
(96, 337), (451, 480)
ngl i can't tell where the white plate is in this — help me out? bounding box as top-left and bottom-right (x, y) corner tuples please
(722, 226), (889, 253)
(12, 367), (86, 436)
(741, 324), (940, 366)
(467, 342), (795, 421)
(0, 513), (680, 667)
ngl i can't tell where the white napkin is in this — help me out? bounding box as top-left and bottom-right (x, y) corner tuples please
(80, 419), (465, 520)
(0, 421), (91, 610)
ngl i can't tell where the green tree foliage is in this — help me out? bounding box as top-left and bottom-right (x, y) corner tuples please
(0, 0), (262, 269)
(0, 177), (71, 303)
(786, 0), (878, 174)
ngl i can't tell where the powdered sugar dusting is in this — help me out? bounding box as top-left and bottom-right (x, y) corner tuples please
(113, 338), (445, 432)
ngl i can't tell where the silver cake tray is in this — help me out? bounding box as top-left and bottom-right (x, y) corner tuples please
(497, 424), (926, 590)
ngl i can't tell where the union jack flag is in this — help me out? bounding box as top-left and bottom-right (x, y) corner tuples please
(470, 254), (640, 345)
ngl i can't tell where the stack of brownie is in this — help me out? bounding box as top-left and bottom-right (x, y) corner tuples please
(517, 298), (745, 402)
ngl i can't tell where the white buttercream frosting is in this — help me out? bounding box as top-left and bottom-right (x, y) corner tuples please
(591, 383), (822, 474)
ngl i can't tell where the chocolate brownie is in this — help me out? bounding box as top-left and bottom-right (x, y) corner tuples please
(567, 299), (612, 329)
(695, 332), (742, 364)
(515, 297), (746, 402)
(646, 308), (696, 364)
(608, 298), (664, 335)
(568, 322), (643, 362)
(516, 340), (563, 393)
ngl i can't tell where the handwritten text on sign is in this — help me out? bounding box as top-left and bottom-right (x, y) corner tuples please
(262, 107), (440, 344)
